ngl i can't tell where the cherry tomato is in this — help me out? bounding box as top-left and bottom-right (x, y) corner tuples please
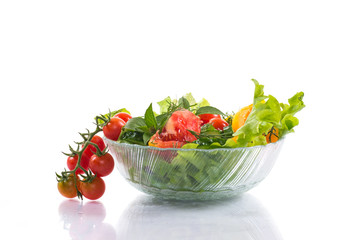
(198, 114), (221, 125)
(83, 135), (106, 156)
(209, 118), (229, 131)
(103, 117), (126, 141)
(67, 154), (91, 174)
(79, 176), (106, 200)
(58, 175), (78, 198)
(89, 153), (115, 177)
(113, 112), (132, 123)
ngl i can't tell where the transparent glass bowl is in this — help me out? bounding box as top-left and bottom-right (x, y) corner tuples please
(105, 137), (284, 201)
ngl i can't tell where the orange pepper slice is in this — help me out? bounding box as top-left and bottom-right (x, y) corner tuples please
(232, 101), (279, 143)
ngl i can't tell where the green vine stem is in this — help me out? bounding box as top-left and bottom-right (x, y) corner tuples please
(56, 113), (111, 200)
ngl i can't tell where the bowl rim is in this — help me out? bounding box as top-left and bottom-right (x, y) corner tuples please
(103, 136), (284, 152)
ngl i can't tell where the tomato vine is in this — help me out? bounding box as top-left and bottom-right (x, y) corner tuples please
(56, 113), (111, 200)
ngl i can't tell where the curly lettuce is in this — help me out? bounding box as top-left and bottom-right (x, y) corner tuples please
(232, 79), (305, 147)
(182, 79), (305, 149)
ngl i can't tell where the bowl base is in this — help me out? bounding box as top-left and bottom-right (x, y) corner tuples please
(127, 180), (261, 201)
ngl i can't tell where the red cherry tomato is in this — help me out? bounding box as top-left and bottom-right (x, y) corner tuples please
(103, 117), (126, 141)
(83, 135), (106, 157)
(113, 112), (132, 123)
(57, 175), (78, 198)
(67, 154), (91, 174)
(198, 114), (221, 125)
(89, 153), (115, 177)
(209, 118), (229, 130)
(79, 176), (106, 200)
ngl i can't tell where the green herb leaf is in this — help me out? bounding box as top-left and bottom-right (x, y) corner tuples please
(178, 97), (191, 109)
(195, 106), (224, 116)
(119, 130), (145, 145)
(123, 117), (147, 131)
(144, 103), (157, 130)
(143, 132), (153, 145)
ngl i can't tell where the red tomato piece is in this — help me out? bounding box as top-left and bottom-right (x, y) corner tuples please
(209, 118), (229, 130)
(103, 117), (126, 141)
(198, 114), (220, 125)
(148, 110), (201, 148)
(149, 131), (186, 148)
(113, 112), (132, 123)
(162, 109), (201, 142)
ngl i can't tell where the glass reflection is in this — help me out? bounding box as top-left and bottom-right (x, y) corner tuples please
(58, 200), (116, 240)
(117, 194), (282, 240)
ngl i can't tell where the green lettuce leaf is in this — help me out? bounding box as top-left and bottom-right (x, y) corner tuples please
(157, 93), (211, 114)
(233, 79), (305, 147)
(157, 96), (173, 114)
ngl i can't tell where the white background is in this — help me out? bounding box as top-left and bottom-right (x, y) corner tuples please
(1, 1), (359, 239)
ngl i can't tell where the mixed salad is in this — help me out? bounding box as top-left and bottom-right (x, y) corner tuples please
(56, 79), (305, 200)
(110, 79), (305, 149)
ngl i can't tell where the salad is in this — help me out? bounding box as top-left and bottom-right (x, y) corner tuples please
(112, 79), (305, 149)
(56, 79), (305, 200)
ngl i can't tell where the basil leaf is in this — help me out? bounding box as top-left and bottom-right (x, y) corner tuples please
(119, 130), (145, 145)
(178, 97), (190, 109)
(143, 132), (153, 145)
(124, 117), (147, 131)
(144, 103), (157, 129)
(156, 113), (170, 131)
(195, 106), (224, 116)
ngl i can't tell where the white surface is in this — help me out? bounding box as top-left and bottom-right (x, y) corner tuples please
(1, 1), (359, 239)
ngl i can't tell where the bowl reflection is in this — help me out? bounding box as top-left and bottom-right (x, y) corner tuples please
(117, 194), (283, 240)
(58, 200), (116, 240)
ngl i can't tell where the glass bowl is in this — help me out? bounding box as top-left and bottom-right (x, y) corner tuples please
(105, 137), (284, 201)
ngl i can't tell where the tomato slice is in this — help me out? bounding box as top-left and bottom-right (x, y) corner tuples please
(149, 131), (186, 148)
(209, 118), (229, 130)
(198, 114), (220, 125)
(161, 110), (201, 142)
(149, 110), (201, 148)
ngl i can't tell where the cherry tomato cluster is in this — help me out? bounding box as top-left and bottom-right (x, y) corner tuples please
(58, 136), (113, 200)
(57, 112), (132, 200)
(198, 113), (229, 130)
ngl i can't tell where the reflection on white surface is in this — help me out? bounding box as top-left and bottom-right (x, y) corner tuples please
(117, 194), (282, 240)
(58, 200), (116, 240)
